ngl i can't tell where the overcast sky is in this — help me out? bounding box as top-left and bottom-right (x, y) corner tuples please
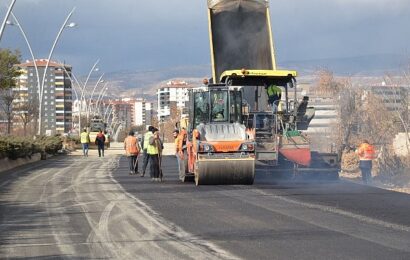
(1, 0), (410, 75)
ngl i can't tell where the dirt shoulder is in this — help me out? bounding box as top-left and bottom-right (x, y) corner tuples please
(340, 171), (410, 194)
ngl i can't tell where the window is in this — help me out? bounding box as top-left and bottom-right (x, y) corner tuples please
(229, 90), (242, 123)
(210, 90), (228, 122)
(193, 92), (210, 127)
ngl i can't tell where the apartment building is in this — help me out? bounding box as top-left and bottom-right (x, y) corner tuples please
(109, 98), (153, 129)
(157, 80), (191, 120)
(14, 59), (73, 134)
(133, 98), (153, 126)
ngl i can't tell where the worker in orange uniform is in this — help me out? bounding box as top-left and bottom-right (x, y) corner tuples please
(124, 130), (140, 175)
(356, 140), (376, 184)
(177, 128), (188, 182)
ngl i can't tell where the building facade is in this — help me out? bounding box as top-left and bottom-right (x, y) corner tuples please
(14, 59), (73, 134)
(157, 80), (191, 120)
(133, 98), (153, 126)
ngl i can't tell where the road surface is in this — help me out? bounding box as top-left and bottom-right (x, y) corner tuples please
(1, 150), (410, 259)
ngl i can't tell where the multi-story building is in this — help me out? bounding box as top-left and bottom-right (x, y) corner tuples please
(157, 80), (191, 120)
(14, 59), (73, 134)
(133, 98), (153, 126)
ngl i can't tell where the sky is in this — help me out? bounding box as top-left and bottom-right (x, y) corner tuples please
(1, 0), (410, 76)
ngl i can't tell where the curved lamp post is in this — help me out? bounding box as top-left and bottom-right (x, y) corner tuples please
(78, 60), (99, 132)
(94, 83), (109, 115)
(6, 12), (41, 127)
(38, 7), (76, 135)
(0, 0), (16, 43)
(86, 73), (104, 118)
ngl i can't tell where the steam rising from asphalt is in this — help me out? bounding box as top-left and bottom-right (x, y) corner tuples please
(210, 0), (273, 81)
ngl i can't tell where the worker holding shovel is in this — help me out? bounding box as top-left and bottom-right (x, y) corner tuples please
(124, 130), (140, 175)
(148, 129), (163, 182)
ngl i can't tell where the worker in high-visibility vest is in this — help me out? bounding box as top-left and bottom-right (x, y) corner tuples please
(148, 128), (163, 182)
(356, 140), (377, 184)
(124, 130), (140, 175)
(266, 84), (282, 113)
(140, 126), (154, 177)
(80, 129), (90, 157)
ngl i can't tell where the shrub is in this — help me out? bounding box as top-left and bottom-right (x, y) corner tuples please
(0, 135), (62, 160)
(35, 136), (63, 155)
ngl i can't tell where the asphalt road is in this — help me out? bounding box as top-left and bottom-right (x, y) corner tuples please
(1, 152), (410, 259)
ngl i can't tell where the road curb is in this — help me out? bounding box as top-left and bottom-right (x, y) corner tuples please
(0, 153), (43, 174)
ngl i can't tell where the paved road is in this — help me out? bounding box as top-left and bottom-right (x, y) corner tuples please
(1, 152), (410, 259)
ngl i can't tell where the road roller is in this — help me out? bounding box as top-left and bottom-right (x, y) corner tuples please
(179, 83), (256, 185)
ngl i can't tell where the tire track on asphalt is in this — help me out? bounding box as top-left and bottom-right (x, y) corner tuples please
(39, 159), (78, 258)
(214, 186), (410, 253)
(106, 156), (239, 259)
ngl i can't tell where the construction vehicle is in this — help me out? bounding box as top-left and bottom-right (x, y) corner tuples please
(89, 116), (110, 149)
(178, 0), (339, 185)
(180, 83), (256, 185)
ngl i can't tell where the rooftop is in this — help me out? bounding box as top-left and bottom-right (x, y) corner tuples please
(16, 59), (72, 68)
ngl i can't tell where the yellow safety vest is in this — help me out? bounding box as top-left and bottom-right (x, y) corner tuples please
(147, 139), (159, 155)
(143, 132), (153, 150)
(80, 132), (90, 143)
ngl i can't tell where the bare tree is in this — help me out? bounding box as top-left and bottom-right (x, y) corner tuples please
(0, 88), (17, 134)
(159, 101), (181, 142)
(16, 99), (38, 136)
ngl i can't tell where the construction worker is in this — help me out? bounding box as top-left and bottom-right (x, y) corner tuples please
(140, 126), (154, 177)
(95, 130), (106, 157)
(80, 128), (90, 157)
(356, 139), (377, 184)
(173, 129), (181, 175)
(124, 130), (140, 175)
(177, 127), (187, 181)
(148, 129), (163, 182)
(266, 84), (282, 112)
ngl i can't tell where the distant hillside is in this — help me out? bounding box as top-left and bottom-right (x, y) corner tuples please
(279, 54), (407, 76)
(105, 64), (211, 91)
(102, 54), (408, 98)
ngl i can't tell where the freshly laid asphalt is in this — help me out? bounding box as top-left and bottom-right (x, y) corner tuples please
(0, 152), (410, 259)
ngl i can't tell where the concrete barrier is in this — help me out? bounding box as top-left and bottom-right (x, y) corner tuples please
(0, 153), (42, 173)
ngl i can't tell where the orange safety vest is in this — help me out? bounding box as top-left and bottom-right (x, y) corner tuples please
(124, 136), (139, 156)
(356, 143), (376, 160)
(177, 129), (188, 152)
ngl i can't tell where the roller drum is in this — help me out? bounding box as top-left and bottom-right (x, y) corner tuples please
(195, 158), (255, 185)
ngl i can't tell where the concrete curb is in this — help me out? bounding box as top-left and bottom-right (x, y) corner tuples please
(0, 153), (42, 174)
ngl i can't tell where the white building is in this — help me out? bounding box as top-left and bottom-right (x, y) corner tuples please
(133, 98), (153, 126)
(157, 80), (191, 120)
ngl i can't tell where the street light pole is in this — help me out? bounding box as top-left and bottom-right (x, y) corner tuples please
(0, 0), (16, 43)
(38, 7), (76, 135)
(87, 73), (104, 118)
(94, 83), (109, 115)
(6, 12), (41, 131)
(78, 59), (99, 132)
